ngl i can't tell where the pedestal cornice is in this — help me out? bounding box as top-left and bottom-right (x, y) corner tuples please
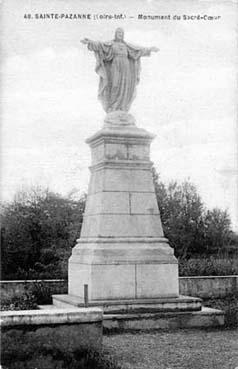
(86, 125), (156, 147)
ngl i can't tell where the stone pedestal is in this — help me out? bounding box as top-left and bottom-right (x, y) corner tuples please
(68, 120), (179, 303)
(53, 114), (224, 327)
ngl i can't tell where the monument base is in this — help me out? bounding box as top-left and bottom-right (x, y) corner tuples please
(68, 237), (179, 301)
(64, 120), (215, 324)
(52, 295), (224, 330)
(52, 117), (224, 329)
(102, 307), (224, 331)
(53, 294), (201, 314)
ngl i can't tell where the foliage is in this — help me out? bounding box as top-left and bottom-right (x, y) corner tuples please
(203, 208), (233, 253)
(0, 289), (38, 311)
(1, 281), (55, 310)
(1, 187), (86, 280)
(29, 280), (53, 304)
(1, 173), (237, 281)
(204, 294), (238, 327)
(152, 166), (236, 259)
(1, 343), (122, 369)
(179, 255), (238, 276)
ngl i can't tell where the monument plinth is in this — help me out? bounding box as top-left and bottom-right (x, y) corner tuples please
(54, 117), (202, 313)
(68, 121), (179, 302)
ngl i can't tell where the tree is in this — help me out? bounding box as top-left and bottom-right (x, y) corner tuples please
(1, 174), (236, 280)
(1, 187), (86, 280)
(151, 166), (234, 258)
(203, 208), (232, 253)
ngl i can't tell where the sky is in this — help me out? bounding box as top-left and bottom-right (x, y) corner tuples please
(1, 0), (238, 230)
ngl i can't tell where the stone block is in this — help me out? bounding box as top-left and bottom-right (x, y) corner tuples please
(53, 295), (202, 313)
(128, 144), (150, 160)
(1, 308), (103, 355)
(105, 143), (127, 160)
(88, 168), (154, 194)
(70, 237), (176, 265)
(85, 192), (130, 215)
(136, 263), (179, 298)
(92, 264), (135, 300)
(103, 168), (154, 192)
(87, 169), (104, 194)
(69, 247), (178, 300)
(80, 214), (164, 238)
(102, 307), (224, 331)
(68, 264), (91, 299)
(130, 192), (159, 214)
(69, 263), (135, 300)
(91, 144), (104, 165)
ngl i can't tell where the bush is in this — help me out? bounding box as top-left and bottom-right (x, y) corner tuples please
(29, 281), (53, 304)
(152, 167), (237, 259)
(179, 256), (238, 276)
(1, 188), (86, 280)
(1, 346), (121, 369)
(204, 294), (238, 328)
(0, 281), (53, 310)
(0, 290), (38, 311)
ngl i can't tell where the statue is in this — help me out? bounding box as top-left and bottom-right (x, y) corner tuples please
(81, 28), (159, 122)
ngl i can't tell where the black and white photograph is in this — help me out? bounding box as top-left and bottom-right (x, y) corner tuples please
(1, 0), (238, 368)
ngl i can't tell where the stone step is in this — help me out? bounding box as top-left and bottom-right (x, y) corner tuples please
(103, 307), (225, 331)
(52, 294), (202, 314)
(41, 302), (224, 331)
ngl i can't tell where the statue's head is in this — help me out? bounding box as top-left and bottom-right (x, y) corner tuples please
(114, 28), (124, 41)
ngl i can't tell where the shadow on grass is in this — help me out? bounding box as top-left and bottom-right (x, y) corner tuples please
(1, 347), (122, 369)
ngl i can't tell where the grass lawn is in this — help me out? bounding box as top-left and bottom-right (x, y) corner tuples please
(103, 328), (238, 369)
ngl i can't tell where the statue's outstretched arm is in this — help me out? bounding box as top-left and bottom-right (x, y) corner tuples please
(80, 38), (91, 45)
(127, 45), (159, 59)
(80, 38), (102, 52)
(140, 46), (159, 57)
(150, 47), (159, 52)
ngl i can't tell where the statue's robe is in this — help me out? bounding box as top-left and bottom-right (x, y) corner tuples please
(87, 40), (151, 112)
